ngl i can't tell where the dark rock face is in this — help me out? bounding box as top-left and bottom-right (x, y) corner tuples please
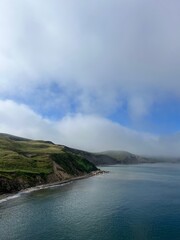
(0, 178), (20, 193)
(0, 175), (47, 194)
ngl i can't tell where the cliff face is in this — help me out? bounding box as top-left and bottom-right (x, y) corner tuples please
(0, 174), (48, 193)
(0, 134), (97, 194)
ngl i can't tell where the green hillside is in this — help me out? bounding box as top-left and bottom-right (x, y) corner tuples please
(100, 150), (153, 164)
(0, 134), (97, 194)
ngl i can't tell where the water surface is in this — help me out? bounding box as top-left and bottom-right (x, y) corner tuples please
(1, 163), (180, 240)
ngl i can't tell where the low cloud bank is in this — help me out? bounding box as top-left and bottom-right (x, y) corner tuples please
(0, 100), (180, 157)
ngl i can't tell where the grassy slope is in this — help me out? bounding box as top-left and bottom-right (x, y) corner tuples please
(0, 134), (97, 193)
(100, 150), (154, 164)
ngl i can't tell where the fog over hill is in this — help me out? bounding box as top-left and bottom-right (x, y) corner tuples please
(0, 1), (180, 158)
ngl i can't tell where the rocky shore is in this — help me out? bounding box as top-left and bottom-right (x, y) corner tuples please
(0, 170), (108, 204)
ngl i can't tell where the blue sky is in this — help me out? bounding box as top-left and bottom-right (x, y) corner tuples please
(0, 0), (180, 156)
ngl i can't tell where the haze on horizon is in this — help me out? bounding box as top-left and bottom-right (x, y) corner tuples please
(0, 0), (180, 157)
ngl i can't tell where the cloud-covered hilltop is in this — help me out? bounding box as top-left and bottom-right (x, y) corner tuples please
(1, 100), (180, 157)
(0, 1), (180, 156)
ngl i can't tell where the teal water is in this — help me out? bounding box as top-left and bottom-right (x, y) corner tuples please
(1, 163), (180, 240)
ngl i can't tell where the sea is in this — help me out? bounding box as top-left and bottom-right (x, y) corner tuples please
(1, 163), (180, 240)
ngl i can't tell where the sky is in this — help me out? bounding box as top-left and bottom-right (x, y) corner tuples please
(0, 0), (180, 156)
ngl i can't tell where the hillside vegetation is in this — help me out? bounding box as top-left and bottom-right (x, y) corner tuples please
(100, 150), (152, 164)
(0, 133), (163, 194)
(0, 134), (97, 194)
(65, 147), (156, 165)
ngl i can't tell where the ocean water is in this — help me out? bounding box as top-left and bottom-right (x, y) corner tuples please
(1, 163), (180, 240)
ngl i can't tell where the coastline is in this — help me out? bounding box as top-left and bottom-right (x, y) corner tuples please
(0, 170), (108, 204)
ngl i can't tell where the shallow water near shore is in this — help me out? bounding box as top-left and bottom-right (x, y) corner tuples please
(1, 163), (180, 240)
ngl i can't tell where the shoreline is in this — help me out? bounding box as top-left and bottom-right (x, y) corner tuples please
(0, 170), (108, 204)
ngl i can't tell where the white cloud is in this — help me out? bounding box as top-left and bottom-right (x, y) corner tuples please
(0, 1), (180, 117)
(0, 1), (180, 156)
(0, 99), (180, 157)
(0, 100), (57, 138)
(128, 96), (153, 119)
